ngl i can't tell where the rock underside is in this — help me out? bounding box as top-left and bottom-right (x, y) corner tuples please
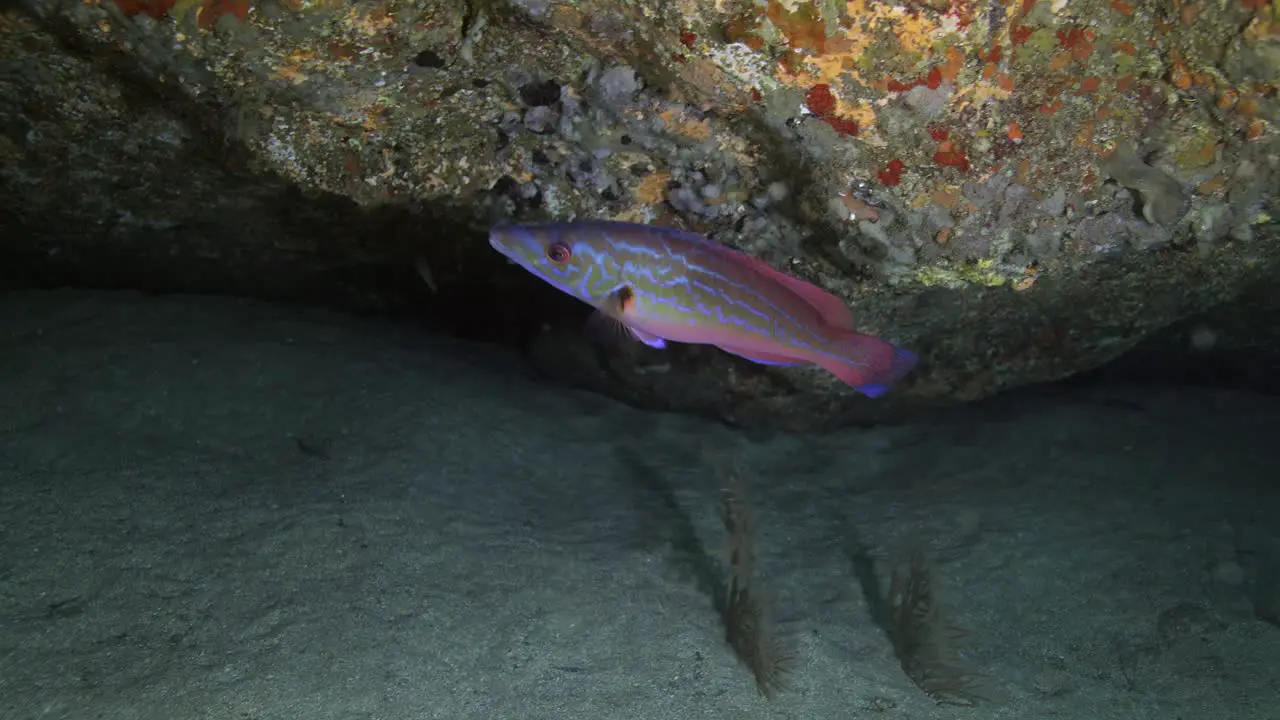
(1, 0), (1278, 429)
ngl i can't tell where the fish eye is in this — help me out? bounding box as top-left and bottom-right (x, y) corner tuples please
(546, 242), (571, 263)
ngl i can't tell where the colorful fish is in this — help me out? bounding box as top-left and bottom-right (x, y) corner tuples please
(489, 221), (918, 396)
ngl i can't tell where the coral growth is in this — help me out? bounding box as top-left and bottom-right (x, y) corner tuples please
(885, 545), (987, 706)
(718, 467), (793, 699)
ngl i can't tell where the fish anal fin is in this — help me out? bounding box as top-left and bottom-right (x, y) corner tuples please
(719, 345), (807, 367)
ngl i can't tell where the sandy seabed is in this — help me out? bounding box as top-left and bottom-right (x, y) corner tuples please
(1, 289), (1276, 720)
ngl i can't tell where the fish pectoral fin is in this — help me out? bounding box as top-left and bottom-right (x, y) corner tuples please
(624, 324), (667, 349)
(584, 287), (667, 349)
(719, 344), (807, 367)
(585, 312), (666, 348)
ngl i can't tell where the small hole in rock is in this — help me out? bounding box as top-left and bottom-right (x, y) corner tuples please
(413, 50), (446, 68)
(491, 175), (520, 196)
(520, 79), (561, 107)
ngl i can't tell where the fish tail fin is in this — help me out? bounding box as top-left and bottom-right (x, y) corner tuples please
(818, 331), (918, 397)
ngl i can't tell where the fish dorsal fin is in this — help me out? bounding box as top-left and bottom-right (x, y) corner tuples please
(701, 240), (858, 332)
(628, 222), (857, 331)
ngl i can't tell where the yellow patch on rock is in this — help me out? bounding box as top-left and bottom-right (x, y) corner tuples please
(635, 171), (672, 205)
(658, 110), (712, 140)
(779, 0), (946, 88)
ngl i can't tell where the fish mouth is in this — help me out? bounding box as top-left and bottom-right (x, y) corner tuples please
(489, 228), (539, 268)
(487, 232), (517, 264)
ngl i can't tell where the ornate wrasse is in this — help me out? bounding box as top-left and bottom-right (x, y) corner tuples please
(489, 221), (917, 396)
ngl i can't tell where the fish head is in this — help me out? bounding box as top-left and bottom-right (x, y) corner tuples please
(489, 223), (620, 304)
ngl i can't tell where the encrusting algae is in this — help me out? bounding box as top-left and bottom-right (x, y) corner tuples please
(91, 0), (1277, 296)
(693, 0), (1277, 286)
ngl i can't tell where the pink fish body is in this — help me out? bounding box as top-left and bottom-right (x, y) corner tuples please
(489, 221), (917, 396)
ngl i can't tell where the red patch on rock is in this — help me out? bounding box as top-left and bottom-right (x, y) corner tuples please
(934, 148), (971, 172)
(878, 159), (907, 186)
(926, 66), (943, 90)
(805, 84), (837, 116)
(111, 0), (176, 17)
(823, 116), (859, 136)
(805, 84), (859, 137)
(110, 0), (251, 28)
